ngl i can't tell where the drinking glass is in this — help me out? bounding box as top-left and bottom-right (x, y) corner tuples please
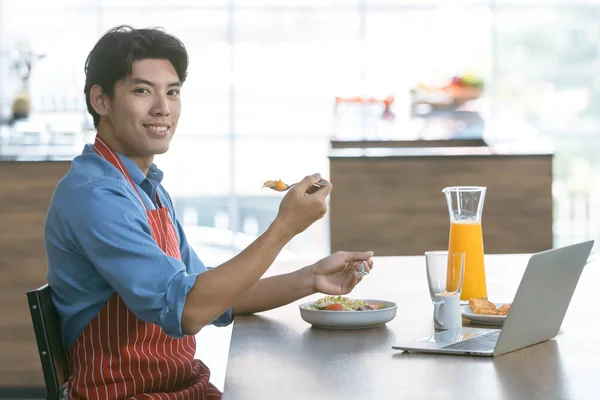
(425, 251), (465, 302)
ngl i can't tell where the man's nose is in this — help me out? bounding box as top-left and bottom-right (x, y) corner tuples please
(151, 94), (170, 116)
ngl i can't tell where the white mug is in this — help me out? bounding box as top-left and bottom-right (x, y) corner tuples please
(433, 292), (462, 330)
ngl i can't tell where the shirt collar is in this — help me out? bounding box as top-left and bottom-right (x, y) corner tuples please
(83, 143), (164, 185)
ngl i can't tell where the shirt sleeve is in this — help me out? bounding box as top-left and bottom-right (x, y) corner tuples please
(174, 215), (234, 326)
(62, 180), (198, 338)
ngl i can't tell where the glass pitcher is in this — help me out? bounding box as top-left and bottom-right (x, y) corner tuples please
(442, 186), (488, 300)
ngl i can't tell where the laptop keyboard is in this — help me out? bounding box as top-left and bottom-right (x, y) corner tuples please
(441, 330), (501, 352)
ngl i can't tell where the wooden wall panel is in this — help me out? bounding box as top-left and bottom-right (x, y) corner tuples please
(0, 161), (70, 388)
(329, 155), (553, 256)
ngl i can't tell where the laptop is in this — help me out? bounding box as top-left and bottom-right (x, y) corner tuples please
(392, 240), (594, 357)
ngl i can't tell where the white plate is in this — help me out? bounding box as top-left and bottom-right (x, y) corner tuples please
(461, 303), (509, 326)
(299, 299), (397, 329)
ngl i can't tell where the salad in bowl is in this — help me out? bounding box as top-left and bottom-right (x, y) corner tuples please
(306, 295), (386, 311)
(299, 296), (397, 329)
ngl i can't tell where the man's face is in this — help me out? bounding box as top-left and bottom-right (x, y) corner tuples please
(105, 58), (182, 158)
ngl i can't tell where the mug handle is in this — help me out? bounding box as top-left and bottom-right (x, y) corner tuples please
(434, 300), (445, 328)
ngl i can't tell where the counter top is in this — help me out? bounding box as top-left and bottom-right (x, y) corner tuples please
(0, 144), (79, 162)
(330, 137), (488, 148)
(328, 142), (553, 159)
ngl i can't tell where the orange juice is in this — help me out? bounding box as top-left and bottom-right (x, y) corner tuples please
(447, 220), (487, 300)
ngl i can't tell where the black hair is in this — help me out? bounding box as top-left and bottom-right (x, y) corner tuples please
(84, 25), (188, 128)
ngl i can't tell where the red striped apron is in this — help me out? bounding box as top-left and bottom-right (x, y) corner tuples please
(66, 135), (222, 399)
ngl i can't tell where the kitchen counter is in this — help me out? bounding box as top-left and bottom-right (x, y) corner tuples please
(0, 160), (71, 394)
(328, 142), (554, 256)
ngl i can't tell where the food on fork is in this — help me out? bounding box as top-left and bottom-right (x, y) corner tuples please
(307, 295), (386, 311)
(469, 298), (511, 316)
(263, 179), (287, 191)
(263, 178), (328, 193)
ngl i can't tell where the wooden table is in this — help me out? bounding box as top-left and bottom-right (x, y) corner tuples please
(223, 255), (600, 400)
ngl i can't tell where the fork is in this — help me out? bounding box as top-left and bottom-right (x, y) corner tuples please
(354, 261), (369, 278)
(264, 179), (328, 192)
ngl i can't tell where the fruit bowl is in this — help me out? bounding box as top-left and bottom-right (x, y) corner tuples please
(410, 74), (484, 108)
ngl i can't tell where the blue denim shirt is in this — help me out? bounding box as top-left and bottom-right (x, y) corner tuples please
(45, 144), (232, 349)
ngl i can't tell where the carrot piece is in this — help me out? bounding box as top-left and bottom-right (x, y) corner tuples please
(274, 180), (287, 191)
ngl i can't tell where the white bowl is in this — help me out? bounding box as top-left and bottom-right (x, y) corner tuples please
(298, 299), (397, 329)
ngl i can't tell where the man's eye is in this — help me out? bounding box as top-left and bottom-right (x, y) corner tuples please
(134, 88), (150, 94)
(168, 89), (180, 96)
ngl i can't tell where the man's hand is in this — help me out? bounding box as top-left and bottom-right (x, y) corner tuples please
(309, 251), (374, 295)
(229, 250), (374, 316)
(273, 173), (332, 238)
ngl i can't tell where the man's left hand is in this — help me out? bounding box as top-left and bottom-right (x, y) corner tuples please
(309, 251), (374, 295)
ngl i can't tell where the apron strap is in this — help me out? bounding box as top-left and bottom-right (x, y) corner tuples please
(93, 135), (164, 210)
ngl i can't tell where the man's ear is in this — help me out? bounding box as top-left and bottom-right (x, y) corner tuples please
(89, 84), (110, 117)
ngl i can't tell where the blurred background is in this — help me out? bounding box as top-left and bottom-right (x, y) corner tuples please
(2, 0), (600, 262)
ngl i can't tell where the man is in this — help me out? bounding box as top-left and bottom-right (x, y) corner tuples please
(45, 25), (373, 400)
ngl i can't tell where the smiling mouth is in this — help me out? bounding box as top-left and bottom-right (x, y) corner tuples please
(143, 124), (170, 134)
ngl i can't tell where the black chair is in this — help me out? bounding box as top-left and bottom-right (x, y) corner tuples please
(27, 284), (69, 400)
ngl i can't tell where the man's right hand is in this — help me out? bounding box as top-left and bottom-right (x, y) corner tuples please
(274, 173), (333, 238)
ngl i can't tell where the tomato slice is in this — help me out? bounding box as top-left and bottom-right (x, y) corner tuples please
(323, 303), (344, 311)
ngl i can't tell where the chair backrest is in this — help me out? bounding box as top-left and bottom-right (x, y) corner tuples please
(26, 284), (69, 400)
